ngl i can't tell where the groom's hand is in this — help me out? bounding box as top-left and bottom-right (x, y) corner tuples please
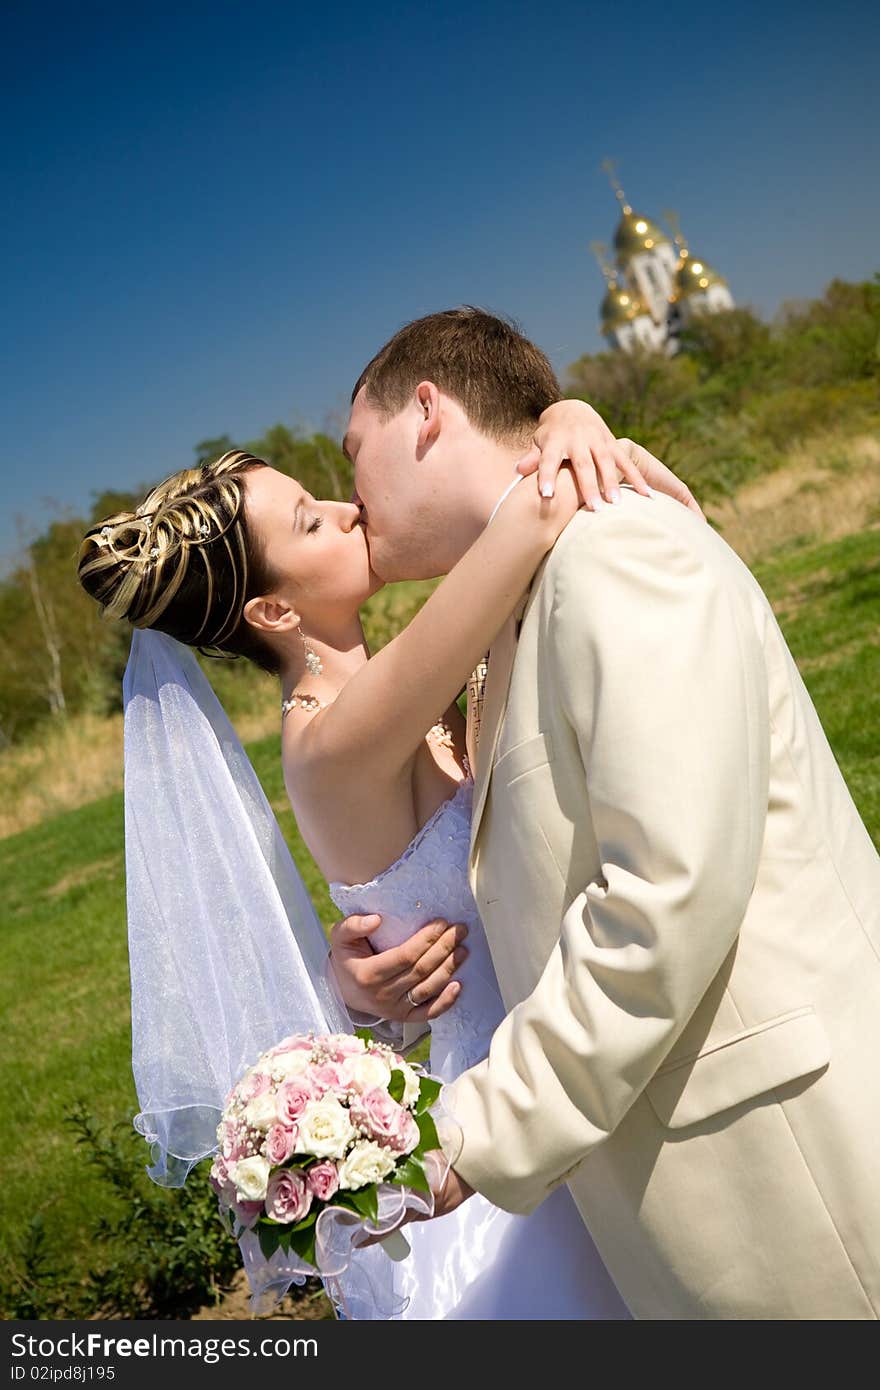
(329, 914), (469, 1023)
(427, 1157), (475, 1219)
(356, 1155), (475, 1248)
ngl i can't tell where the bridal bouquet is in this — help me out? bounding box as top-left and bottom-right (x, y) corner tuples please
(209, 1030), (442, 1270)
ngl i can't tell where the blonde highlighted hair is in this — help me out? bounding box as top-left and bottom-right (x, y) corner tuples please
(77, 450), (282, 674)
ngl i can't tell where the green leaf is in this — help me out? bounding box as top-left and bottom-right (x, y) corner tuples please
(287, 1221), (318, 1269)
(257, 1222), (281, 1260)
(293, 1208), (318, 1233)
(390, 1154), (430, 1194)
(326, 1192), (362, 1215)
(415, 1076), (442, 1114)
(416, 1110), (439, 1154)
(345, 1184), (379, 1223)
(354, 1027), (374, 1044)
(388, 1069), (406, 1104)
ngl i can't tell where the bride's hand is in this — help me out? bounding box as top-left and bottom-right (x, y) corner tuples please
(329, 914), (469, 1023)
(614, 437), (705, 518)
(516, 401), (705, 518)
(516, 398), (651, 509)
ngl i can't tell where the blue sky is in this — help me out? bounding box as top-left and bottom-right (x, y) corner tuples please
(2, 0), (877, 568)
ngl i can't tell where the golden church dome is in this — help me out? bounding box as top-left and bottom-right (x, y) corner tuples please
(613, 211), (671, 262)
(672, 254), (728, 299)
(600, 282), (648, 333)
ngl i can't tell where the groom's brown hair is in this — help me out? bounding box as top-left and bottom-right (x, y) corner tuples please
(352, 306), (562, 441)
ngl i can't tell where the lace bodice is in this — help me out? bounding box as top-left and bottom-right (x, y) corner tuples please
(328, 777), (506, 1078)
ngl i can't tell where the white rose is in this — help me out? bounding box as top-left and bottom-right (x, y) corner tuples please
(396, 1062), (421, 1109)
(272, 1049), (313, 1079)
(244, 1090), (281, 1131)
(230, 1155), (271, 1202)
(337, 1140), (397, 1190)
(344, 1052), (392, 1093)
(295, 1098), (355, 1160)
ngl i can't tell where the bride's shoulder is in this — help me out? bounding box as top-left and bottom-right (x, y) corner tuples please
(282, 707), (345, 778)
(282, 706), (415, 813)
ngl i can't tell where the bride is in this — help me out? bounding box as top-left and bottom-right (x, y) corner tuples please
(77, 397), (699, 1320)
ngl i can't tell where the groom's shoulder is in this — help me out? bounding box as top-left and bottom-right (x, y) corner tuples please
(543, 486), (741, 595)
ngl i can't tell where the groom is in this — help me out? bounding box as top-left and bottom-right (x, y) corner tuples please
(333, 307), (880, 1318)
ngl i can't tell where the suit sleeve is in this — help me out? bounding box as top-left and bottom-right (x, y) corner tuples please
(439, 505), (771, 1214)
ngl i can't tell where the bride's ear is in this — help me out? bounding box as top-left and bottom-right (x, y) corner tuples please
(243, 593), (300, 637)
(415, 381), (442, 450)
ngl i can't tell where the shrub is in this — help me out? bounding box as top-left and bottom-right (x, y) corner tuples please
(0, 1105), (322, 1319)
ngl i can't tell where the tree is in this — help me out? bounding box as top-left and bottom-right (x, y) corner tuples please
(193, 435), (235, 467)
(774, 277), (880, 386)
(565, 346), (701, 461)
(678, 306), (773, 376)
(248, 424), (353, 500)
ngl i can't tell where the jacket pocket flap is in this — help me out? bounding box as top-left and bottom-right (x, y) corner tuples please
(494, 731), (554, 784)
(644, 1006), (830, 1131)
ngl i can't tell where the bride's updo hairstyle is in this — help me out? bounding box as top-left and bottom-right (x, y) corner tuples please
(77, 450), (282, 674)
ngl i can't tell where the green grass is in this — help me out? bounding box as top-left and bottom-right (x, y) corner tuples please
(753, 527), (880, 841)
(0, 527), (877, 1315)
(0, 795), (131, 1238)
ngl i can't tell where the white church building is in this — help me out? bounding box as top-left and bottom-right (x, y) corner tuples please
(595, 164), (734, 354)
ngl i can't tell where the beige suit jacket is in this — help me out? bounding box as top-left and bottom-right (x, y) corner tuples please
(441, 487), (880, 1319)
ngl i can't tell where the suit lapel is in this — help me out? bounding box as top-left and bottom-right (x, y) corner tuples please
(469, 610), (519, 855)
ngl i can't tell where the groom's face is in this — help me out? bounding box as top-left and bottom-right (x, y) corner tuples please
(344, 387), (442, 582)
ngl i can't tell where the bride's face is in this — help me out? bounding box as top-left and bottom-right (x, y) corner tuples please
(243, 465), (383, 619)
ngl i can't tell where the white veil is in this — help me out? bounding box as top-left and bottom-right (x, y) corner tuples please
(122, 628), (441, 1317)
(122, 627), (352, 1188)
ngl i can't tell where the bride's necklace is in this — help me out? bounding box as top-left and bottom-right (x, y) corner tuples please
(281, 690), (454, 749)
(281, 691), (328, 714)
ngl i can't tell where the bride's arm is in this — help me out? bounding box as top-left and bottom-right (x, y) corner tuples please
(310, 467), (580, 775)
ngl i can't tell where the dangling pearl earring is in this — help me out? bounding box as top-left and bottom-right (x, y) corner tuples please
(300, 628), (323, 677)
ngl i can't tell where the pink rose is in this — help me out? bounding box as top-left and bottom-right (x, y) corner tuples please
(232, 1198), (263, 1229)
(310, 1062), (346, 1097)
(391, 1109), (420, 1155)
(327, 1034), (366, 1059)
(351, 1086), (408, 1146)
(272, 1036), (314, 1056)
(238, 1069), (271, 1103)
(265, 1124), (298, 1165)
(265, 1168), (312, 1224)
(306, 1161), (340, 1202)
(278, 1078), (313, 1124)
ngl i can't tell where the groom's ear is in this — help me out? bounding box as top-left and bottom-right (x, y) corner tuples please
(415, 381), (442, 450)
(243, 593), (300, 637)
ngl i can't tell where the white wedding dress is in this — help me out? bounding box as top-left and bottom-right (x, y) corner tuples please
(329, 775), (631, 1320)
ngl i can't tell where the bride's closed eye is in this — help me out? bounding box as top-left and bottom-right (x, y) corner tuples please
(307, 515), (324, 534)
